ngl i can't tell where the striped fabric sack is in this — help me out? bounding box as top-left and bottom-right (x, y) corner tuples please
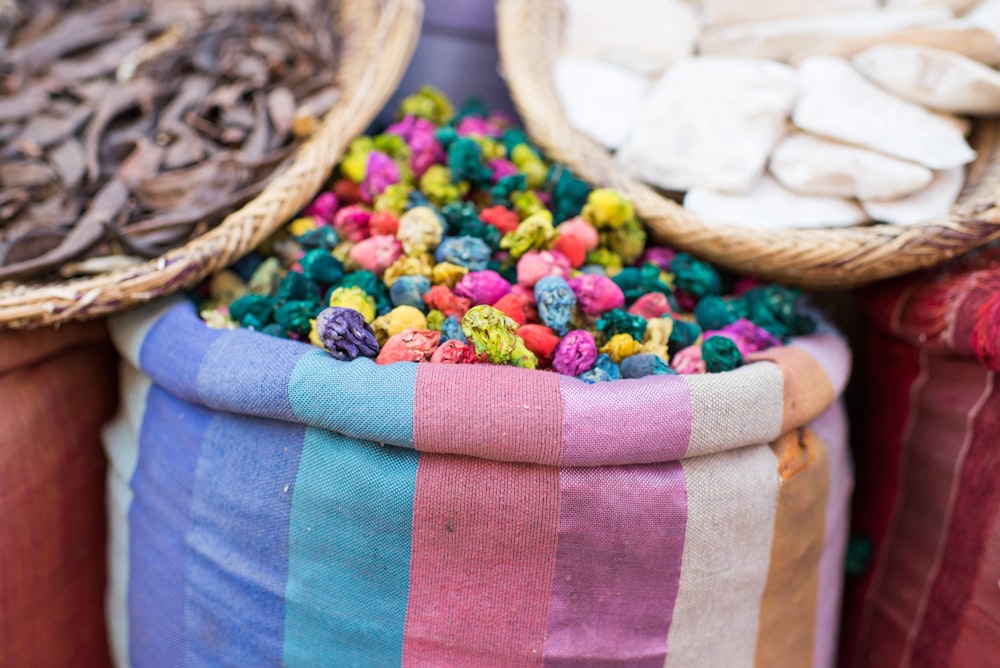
(841, 248), (1000, 668)
(1, 321), (117, 668)
(104, 297), (852, 668)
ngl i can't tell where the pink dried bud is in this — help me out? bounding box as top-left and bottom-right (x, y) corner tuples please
(304, 191), (338, 225)
(332, 205), (372, 242)
(348, 235), (403, 276)
(430, 339), (481, 364)
(516, 250), (573, 289)
(568, 274), (625, 317)
(376, 328), (441, 365)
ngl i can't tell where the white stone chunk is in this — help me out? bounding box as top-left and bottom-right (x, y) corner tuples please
(562, 0), (700, 76)
(884, 0), (979, 12)
(853, 44), (1000, 114)
(863, 166), (965, 224)
(699, 8), (953, 62)
(553, 58), (650, 150)
(615, 57), (797, 194)
(793, 56), (976, 169)
(683, 175), (869, 229)
(789, 24), (1000, 66)
(770, 133), (933, 200)
(956, 0), (1000, 40)
(702, 0), (876, 27)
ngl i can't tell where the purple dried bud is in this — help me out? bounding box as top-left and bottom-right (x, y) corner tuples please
(315, 307), (380, 361)
(552, 329), (598, 376)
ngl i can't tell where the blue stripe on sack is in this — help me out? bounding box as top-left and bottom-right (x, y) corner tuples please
(129, 385), (212, 667)
(184, 412), (306, 666)
(288, 350), (417, 448)
(138, 302), (225, 405)
(283, 428), (420, 667)
(196, 328), (310, 422)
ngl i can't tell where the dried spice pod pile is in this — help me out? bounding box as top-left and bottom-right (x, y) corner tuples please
(0, 0), (339, 281)
(199, 88), (822, 380)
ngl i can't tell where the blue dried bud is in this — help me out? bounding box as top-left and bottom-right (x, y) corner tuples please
(440, 315), (468, 344)
(577, 353), (622, 384)
(435, 236), (491, 271)
(535, 275), (576, 336)
(621, 353), (677, 379)
(389, 275), (432, 311)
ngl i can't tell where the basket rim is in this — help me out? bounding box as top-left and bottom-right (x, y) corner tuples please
(495, 0), (1000, 288)
(0, 0), (424, 329)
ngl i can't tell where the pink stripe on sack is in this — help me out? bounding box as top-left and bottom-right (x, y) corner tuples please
(413, 364), (563, 465)
(542, 463), (687, 666)
(859, 355), (992, 667)
(401, 454), (560, 666)
(558, 375), (691, 466)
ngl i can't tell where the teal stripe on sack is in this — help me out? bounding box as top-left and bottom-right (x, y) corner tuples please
(283, 428), (419, 667)
(288, 350), (417, 448)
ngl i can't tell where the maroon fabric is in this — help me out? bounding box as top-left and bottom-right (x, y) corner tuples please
(838, 330), (920, 668)
(844, 249), (1000, 667)
(0, 322), (116, 668)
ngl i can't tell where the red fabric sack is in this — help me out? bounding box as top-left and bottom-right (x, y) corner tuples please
(842, 248), (1000, 667)
(0, 321), (117, 668)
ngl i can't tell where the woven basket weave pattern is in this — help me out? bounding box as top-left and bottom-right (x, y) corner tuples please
(0, 0), (423, 329)
(496, 0), (1000, 288)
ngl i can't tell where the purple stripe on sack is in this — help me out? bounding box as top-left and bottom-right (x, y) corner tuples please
(128, 386), (212, 668)
(413, 364), (563, 465)
(559, 375), (692, 466)
(543, 464), (687, 666)
(138, 302), (224, 404)
(184, 413), (305, 666)
(196, 329), (309, 421)
(808, 402), (853, 668)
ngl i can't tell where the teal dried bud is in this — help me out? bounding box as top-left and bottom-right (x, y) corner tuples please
(435, 236), (491, 271)
(612, 264), (673, 304)
(621, 354), (677, 379)
(535, 275), (576, 336)
(452, 98), (492, 124)
(671, 253), (723, 299)
(456, 217), (502, 251)
(743, 285), (810, 340)
(301, 249), (344, 286)
(694, 295), (748, 331)
(548, 166), (591, 224)
(276, 271), (319, 303)
(577, 353), (622, 384)
(501, 128), (533, 156)
(408, 189), (432, 209)
(315, 307), (380, 361)
(441, 201), (480, 233)
(491, 174), (527, 207)
(440, 315), (468, 344)
(341, 270), (390, 313)
(390, 275), (432, 311)
(702, 336), (743, 373)
(229, 294), (275, 329)
(275, 300), (319, 336)
(447, 137), (492, 186)
(668, 318), (702, 356)
(296, 227), (339, 251)
(434, 126), (459, 151)
(596, 308), (647, 342)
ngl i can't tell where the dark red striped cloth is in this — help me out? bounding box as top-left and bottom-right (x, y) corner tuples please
(842, 248), (1000, 668)
(0, 321), (116, 668)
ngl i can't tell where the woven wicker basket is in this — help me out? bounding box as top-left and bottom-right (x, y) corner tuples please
(0, 0), (422, 329)
(496, 0), (1000, 288)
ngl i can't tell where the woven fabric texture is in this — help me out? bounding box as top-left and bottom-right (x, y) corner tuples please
(0, 322), (117, 668)
(842, 251), (1000, 668)
(105, 297), (852, 668)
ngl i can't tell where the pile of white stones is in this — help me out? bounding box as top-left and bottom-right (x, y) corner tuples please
(554, 0), (1000, 228)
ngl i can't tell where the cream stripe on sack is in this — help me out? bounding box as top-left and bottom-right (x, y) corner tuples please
(101, 361), (152, 668)
(682, 363), (784, 457)
(664, 444), (780, 668)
